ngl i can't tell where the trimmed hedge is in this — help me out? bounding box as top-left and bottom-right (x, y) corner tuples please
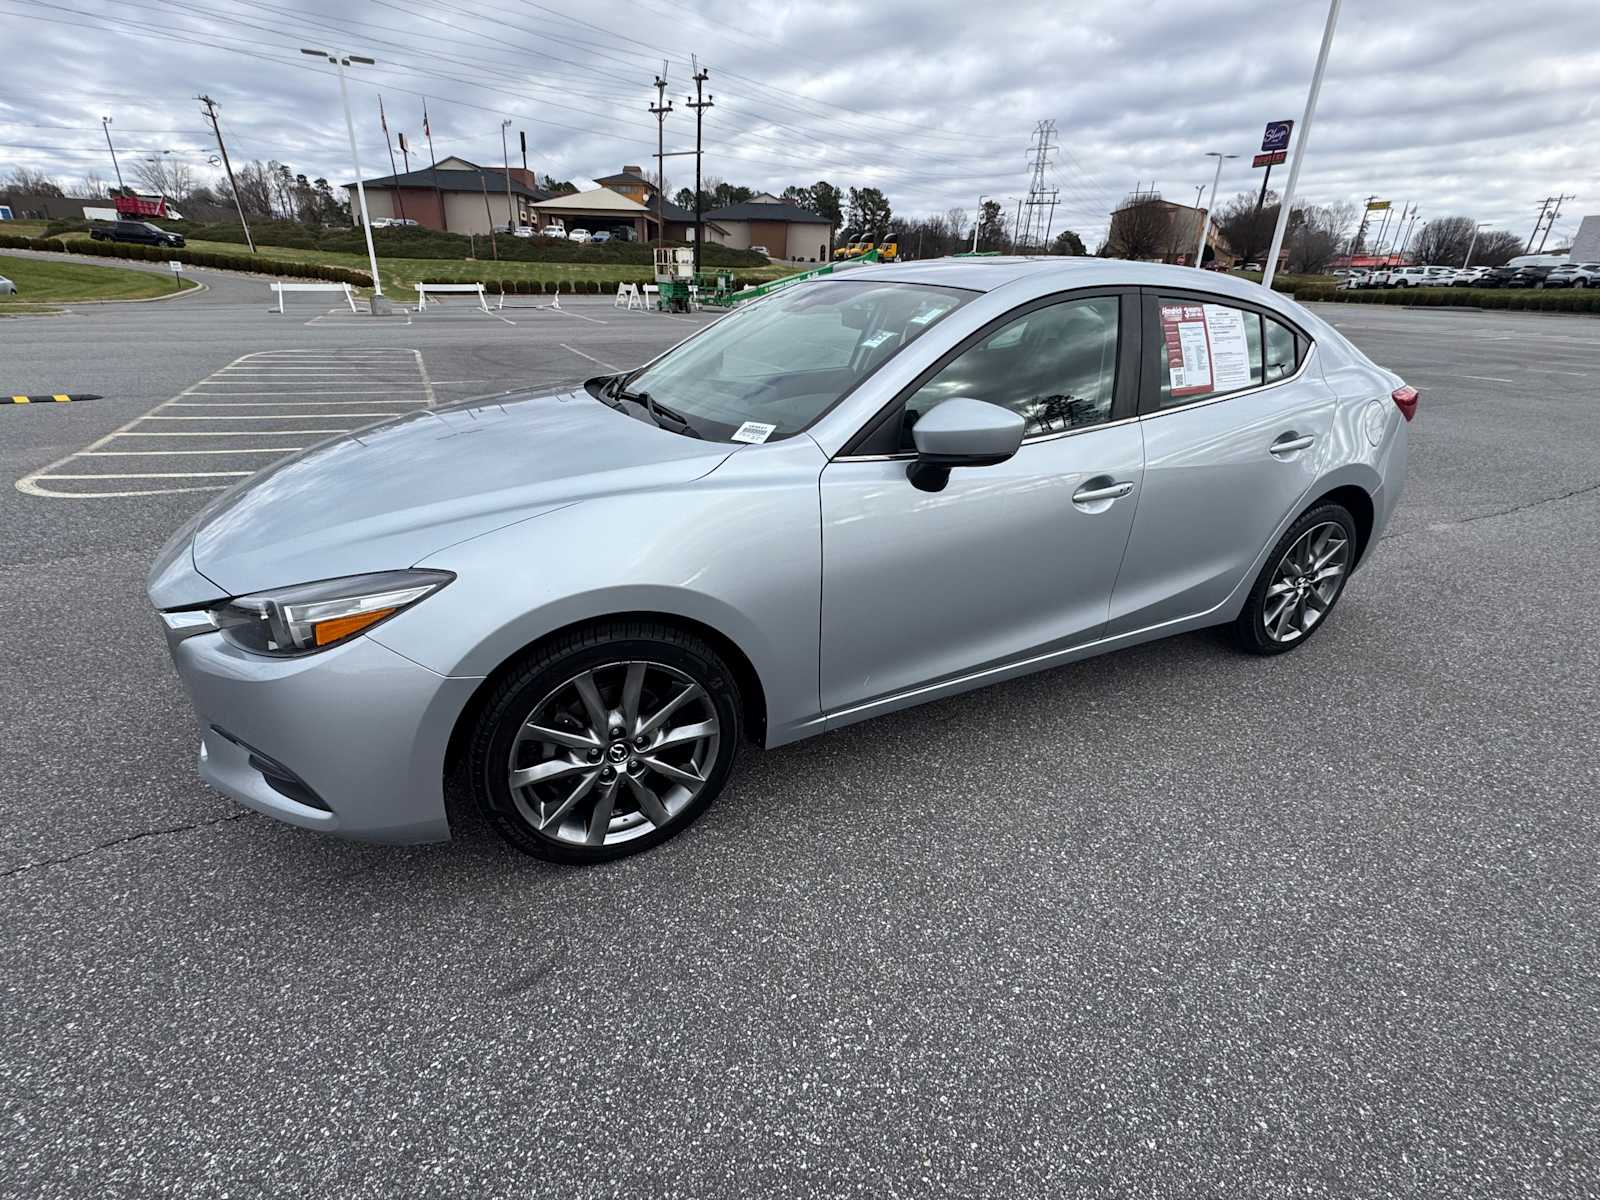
(0, 232), (372, 287)
(1293, 283), (1600, 313)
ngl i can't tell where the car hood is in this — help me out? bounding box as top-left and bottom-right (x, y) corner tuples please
(149, 389), (734, 605)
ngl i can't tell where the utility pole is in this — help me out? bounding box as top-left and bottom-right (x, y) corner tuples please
(1263, 0), (1341, 290)
(1526, 197), (1553, 252)
(1463, 221), (1489, 268)
(686, 60), (712, 274)
(1537, 192), (1576, 253)
(301, 49), (382, 295)
(1197, 151), (1238, 268)
(422, 100), (445, 232)
(101, 116), (124, 191)
(500, 118), (515, 233)
(649, 65), (673, 249)
(1350, 194), (1377, 258)
(379, 96), (405, 223)
(197, 94), (256, 253)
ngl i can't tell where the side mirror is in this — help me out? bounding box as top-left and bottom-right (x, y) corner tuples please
(907, 397), (1025, 492)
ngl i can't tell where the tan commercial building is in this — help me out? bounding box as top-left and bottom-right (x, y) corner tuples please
(345, 156), (547, 235)
(703, 194), (834, 262)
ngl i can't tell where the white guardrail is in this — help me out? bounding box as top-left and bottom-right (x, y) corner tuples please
(269, 281), (358, 314)
(415, 282), (489, 313)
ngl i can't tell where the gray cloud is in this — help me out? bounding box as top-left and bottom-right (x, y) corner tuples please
(2, 0), (1597, 249)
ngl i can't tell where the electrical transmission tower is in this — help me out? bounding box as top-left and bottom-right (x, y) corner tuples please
(1020, 120), (1059, 253)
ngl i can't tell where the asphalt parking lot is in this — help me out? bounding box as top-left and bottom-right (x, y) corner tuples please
(2, 265), (1597, 1199)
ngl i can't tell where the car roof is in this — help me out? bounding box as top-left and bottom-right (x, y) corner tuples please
(843, 255), (1299, 307)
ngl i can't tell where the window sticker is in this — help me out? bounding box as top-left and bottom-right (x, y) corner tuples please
(1202, 304), (1252, 390)
(1160, 303), (1211, 396)
(860, 330), (897, 349)
(731, 420), (777, 444)
(908, 304), (950, 326)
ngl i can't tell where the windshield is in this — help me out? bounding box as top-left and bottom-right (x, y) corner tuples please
(618, 279), (972, 441)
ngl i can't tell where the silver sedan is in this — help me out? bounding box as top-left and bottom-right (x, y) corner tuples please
(150, 257), (1413, 863)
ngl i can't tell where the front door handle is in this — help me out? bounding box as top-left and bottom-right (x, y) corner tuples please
(1071, 480), (1135, 504)
(1269, 433), (1315, 456)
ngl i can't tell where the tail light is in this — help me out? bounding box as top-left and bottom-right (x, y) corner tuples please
(1392, 385), (1419, 422)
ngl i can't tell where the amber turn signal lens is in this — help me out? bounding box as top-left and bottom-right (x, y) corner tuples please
(312, 607), (397, 646)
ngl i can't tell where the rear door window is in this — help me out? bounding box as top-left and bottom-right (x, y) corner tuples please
(1154, 299), (1263, 407)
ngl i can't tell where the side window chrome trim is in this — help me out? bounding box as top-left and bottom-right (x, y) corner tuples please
(1139, 340), (1319, 422)
(833, 413), (1142, 462)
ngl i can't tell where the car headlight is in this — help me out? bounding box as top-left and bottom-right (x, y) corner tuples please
(209, 569), (453, 656)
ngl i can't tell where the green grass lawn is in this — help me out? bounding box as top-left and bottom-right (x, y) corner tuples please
(0, 251), (198, 306)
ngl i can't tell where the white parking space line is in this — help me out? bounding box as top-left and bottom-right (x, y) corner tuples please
(16, 349), (434, 499)
(560, 343), (620, 371)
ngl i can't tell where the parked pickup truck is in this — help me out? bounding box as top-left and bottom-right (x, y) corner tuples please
(89, 220), (186, 248)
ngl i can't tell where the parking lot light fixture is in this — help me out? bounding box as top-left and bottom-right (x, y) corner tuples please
(1196, 152), (1238, 268)
(973, 195), (989, 252)
(1262, 0), (1342, 290)
(303, 47), (383, 297)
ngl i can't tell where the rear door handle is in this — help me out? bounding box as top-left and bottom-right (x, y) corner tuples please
(1269, 433), (1315, 456)
(1071, 480), (1135, 504)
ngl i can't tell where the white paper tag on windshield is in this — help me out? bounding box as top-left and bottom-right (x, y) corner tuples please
(731, 421), (776, 444)
(861, 330), (896, 349)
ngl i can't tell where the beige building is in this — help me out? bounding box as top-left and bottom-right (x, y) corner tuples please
(703, 194), (834, 262)
(346, 156), (546, 235)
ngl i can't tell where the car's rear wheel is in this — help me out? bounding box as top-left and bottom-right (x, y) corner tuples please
(1233, 504), (1358, 656)
(467, 621), (741, 863)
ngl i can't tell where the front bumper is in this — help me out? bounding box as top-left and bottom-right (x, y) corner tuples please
(167, 626), (479, 843)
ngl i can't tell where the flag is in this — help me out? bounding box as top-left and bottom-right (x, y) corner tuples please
(379, 96), (388, 133)
(422, 103), (431, 140)
(398, 132), (408, 153)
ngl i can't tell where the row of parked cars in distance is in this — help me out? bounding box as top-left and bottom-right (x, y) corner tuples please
(1335, 255), (1599, 290)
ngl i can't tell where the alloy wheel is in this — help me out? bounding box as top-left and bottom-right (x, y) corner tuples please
(507, 660), (720, 848)
(1262, 521), (1350, 644)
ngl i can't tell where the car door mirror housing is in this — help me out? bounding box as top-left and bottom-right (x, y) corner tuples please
(907, 397), (1025, 492)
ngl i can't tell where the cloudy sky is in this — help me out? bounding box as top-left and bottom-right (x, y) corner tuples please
(2, 0), (1597, 248)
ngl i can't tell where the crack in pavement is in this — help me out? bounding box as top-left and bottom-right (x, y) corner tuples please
(1382, 477), (1600, 541)
(0, 810), (250, 881)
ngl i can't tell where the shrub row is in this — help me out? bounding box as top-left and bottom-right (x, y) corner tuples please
(0, 233), (372, 287)
(182, 219), (770, 267)
(1293, 283), (1600, 313)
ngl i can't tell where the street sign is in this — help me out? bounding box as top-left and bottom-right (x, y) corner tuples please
(168, 261), (183, 274)
(1261, 120), (1293, 153)
(1252, 150), (1287, 168)
(1367, 199), (1391, 211)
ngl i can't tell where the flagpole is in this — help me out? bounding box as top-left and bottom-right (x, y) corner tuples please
(423, 100), (446, 232)
(379, 96), (406, 223)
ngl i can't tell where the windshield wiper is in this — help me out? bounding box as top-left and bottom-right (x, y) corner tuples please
(614, 382), (701, 438)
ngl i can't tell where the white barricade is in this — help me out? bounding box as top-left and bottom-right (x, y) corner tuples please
(269, 281), (357, 314)
(415, 282), (489, 313)
(614, 282), (645, 310)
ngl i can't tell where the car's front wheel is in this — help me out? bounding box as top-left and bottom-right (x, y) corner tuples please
(467, 621), (742, 863)
(1233, 504), (1358, 656)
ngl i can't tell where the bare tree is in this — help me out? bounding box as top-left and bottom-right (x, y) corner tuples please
(1214, 190), (1279, 265)
(214, 160), (277, 220)
(945, 206), (968, 246)
(78, 172), (111, 198)
(133, 156), (194, 202)
(1105, 195), (1169, 260)
(1287, 203), (1356, 274)
(6, 166), (64, 195)
(1413, 215), (1476, 266)
(1472, 230), (1524, 267)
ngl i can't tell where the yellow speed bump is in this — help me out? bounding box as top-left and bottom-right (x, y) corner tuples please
(4, 394), (103, 404)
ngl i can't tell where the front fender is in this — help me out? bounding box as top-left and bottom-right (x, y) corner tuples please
(368, 437), (828, 747)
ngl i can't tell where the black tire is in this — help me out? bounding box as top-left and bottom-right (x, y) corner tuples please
(1232, 503), (1359, 656)
(467, 620), (742, 864)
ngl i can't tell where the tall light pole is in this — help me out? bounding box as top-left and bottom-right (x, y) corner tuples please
(1196, 152), (1238, 268)
(972, 194), (989, 252)
(1263, 0), (1341, 290)
(500, 118), (516, 232)
(302, 48), (382, 297)
(1010, 196), (1024, 251)
(101, 116), (124, 191)
(1463, 221), (1490, 268)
